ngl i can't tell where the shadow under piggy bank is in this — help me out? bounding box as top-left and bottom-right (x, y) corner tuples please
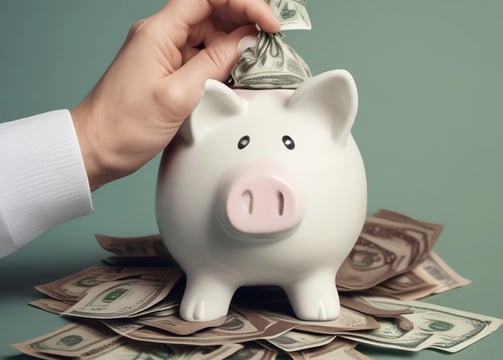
(156, 70), (367, 322)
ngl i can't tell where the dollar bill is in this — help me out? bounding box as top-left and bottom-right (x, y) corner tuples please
(89, 341), (243, 360)
(95, 233), (175, 259)
(225, 343), (280, 360)
(341, 297), (503, 353)
(265, 330), (336, 352)
(254, 306), (380, 334)
(337, 212), (441, 291)
(373, 209), (444, 239)
(323, 347), (373, 360)
(30, 298), (72, 314)
(136, 297), (180, 316)
(367, 251), (471, 300)
(340, 295), (413, 318)
(370, 272), (438, 300)
(136, 311), (229, 336)
(289, 339), (372, 360)
(11, 322), (122, 358)
(12, 322), (243, 360)
(231, 31), (311, 89)
(340, 295), (414, 331)
(411, 251), (471, 295)
(35, 265), (178, 302)
(63, 275), (180, 319)
(112, 308), (295, 346)
(265, 0), (311, 30)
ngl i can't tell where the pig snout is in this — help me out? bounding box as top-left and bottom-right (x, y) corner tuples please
(224, 163), (304, 236)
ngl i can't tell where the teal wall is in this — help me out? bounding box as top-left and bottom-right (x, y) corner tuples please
(0, 1), (502, 358)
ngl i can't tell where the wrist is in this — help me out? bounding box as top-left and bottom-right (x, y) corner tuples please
(70, 104), (106, 191)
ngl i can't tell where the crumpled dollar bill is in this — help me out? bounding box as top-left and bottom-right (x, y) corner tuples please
(230, 0), (312, 89)
(231, 32), (311, 89)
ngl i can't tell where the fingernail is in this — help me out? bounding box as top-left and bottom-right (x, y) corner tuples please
(238, 35), (257, 55)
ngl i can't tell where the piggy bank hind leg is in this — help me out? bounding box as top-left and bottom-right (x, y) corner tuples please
(283, 270), (340, 321)
(179, 272), (237, 322)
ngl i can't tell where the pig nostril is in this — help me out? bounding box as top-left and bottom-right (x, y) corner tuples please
(242, 190), (253, 214)
(277, 191), (285, 216)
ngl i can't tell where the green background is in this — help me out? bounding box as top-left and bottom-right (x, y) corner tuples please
(0, 0), (502, 358)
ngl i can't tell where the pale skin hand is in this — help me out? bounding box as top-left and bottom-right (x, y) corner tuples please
(71, 0), (280, 191)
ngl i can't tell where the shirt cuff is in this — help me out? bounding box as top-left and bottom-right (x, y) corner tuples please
(0, 110), (93, 257)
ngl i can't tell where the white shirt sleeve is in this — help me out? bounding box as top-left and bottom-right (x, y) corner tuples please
(0, 110), (93, 258)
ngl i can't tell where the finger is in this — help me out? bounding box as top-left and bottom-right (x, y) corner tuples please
(176, 25), (257, 83)
(226, 0), (280, 32)
(182, 30), (227, 64)
(211, 0), (281, 33)
(186, 20), (220, 49)
(158, 0), (279, 44)
(155, 26), (256, 118)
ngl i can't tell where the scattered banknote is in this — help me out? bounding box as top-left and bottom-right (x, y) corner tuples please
(95, 233), (172, 258)
(12, 322), (243, 360)
(35, 265), (180, 301)
(62, 276), (180, 319)
(12, 209), (502, 359)
(288, 339), (372, 360)
(337, 210), (443, 291)
(370, 251), (471, 300)
(11, 322), (122, 359)
(268, 307), (380, 334)
(265, 330), (336, 352)
(340, 297), (503, 353)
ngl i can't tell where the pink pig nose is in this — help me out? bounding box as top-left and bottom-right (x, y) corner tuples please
(225, 163), (304, 235)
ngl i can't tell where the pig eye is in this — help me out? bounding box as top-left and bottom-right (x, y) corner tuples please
(237, 135), (250, 149)
(282, 135), (295, 150)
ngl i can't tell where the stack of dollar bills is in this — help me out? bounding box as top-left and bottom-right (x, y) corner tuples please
(12, 209), (502, 359)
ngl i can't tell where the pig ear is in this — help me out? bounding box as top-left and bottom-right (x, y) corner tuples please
(287, 70), (358, 144)
(179, 79), (246, 144)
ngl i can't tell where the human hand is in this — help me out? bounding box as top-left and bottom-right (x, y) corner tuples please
(71, 0), (280, 191)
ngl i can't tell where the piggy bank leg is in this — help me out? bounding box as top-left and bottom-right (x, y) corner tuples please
(179, 272), (236, 322)
(283, 271), (340, 321)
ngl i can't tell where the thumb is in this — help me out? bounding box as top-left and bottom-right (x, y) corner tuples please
(159, 26), (257, 117)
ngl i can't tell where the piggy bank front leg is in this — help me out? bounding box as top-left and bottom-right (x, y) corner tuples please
(179, 272), (237, 322)
(283, 270), (340, 321)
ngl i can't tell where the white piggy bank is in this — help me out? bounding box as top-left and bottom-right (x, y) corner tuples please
(156, 70), (367, 322)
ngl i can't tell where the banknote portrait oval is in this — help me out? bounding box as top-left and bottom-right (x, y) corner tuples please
(225, 347), (258, 360)
(273, 334), (297, 345)
(56, 335), (83, 347)
(427, 320), (455, 332)
(137, 347), (175, 359)
(220, 316), (245, 331)
(74, 276), (102, 288)
(348, 248), (386, 270)
(102, 288), (128, 303)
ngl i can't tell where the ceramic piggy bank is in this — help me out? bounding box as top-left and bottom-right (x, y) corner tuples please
(156, 70), (367, 322)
